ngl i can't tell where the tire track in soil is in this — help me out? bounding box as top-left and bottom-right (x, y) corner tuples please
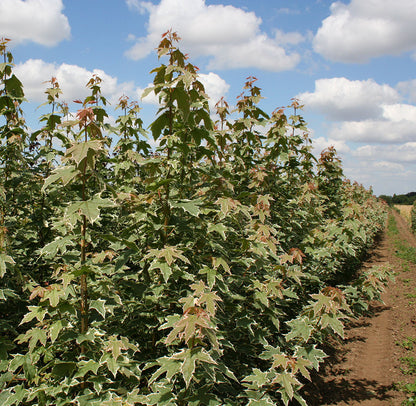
(301, 210), (416, 406)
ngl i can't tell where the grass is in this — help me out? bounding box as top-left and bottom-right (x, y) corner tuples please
(405, 289), (416, 299)
(397, 342), (416, 404)
(388, 214), (400, 235)
(397, 337), (416, 351)
(395, 243), (416, 264)
(388, 214), (416, 264)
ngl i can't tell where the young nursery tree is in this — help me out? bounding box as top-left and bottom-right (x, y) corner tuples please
(0, 34), (390, 406)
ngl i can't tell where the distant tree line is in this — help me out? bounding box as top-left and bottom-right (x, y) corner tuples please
(379, 192), (416, 205)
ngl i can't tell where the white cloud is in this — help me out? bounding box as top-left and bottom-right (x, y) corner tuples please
(340, 147), (416, 195)
(328, 120), (412, 144)
(125, 0), (302, 72)
(14, 59), (136, 105)
(354, 142), (416, 163)
(126, 0), (147, 13)
(328, 105), (416, 144)
(199, 72), (230, 109)
(314, 0), (416, 62)
(382, 103), (416, 122)
(0, 0), (70, 47)
(298, 77), (399, 121)
(274, 29), (304, 45)
(298, 77), (416, 144)
(397, 79), (416, 104)
(342, 158), (416, 195)
(373, 161), (405, 171)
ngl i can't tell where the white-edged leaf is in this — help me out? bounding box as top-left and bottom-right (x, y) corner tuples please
(0, 252), (14, 278)
(90, 299), (106, 319)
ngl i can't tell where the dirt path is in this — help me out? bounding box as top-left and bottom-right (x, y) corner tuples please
(302, 210), (416, 406)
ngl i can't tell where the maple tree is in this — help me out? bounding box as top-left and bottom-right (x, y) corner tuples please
(0, 33), (391, 405)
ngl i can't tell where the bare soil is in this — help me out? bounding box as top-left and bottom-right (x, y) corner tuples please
(301, 210), (416, 406)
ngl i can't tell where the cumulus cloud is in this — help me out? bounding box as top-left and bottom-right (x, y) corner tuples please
(199, 72), (230, 108)
(14, 59), (136, 105)
(299, 77), (416, 144)
(373, 161), (405, 171)
(328, 104), (416, 144)
(125, 0), (302, 71)
(298, 77), (399, 121)
(342, 157), (416, 195)
(126, 0), (147, 13)
(313, 0), (416, 63)
(354, 142), (416, 163)
(397, 79), (416, 104)
(328, 119), (413, 144)
(0, 0), (70, 47)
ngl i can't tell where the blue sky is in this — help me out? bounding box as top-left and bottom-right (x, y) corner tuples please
(2, 0), (416, 196)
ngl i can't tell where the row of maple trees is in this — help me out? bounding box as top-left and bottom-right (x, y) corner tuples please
(0, 33), (390, 405)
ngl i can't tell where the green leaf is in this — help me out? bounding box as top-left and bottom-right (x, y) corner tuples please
(104, 354), (120, 378)
(247, 398), (275, 406)
(207, 223), (227, 240)
(181, 351), (196, 388)
(0, 253), (15, 278)
(150, 112), (169, 141)
(43, 285), (65, 307)
(141, 86), (155, 100)
(64, 139), (104, 169)
(285, 316), (313, 342)
(198, 291), (221, 316)
(42, 165), (80, 192)
(5, 74), (24, 98)
(146, 246), (190, 267)
(320, 314), (345, 338)
(199, 267), (218, 289)
(276, 372), (299, 401)
(254, 290), (269, 307)
(211, 257), (230, 273)
(243, 368), (269, 389)
(90, 299), (106, 319)
(172, 86), (190, 119)
(19, 327), (48, 352)
(105, 336), (128, 360)
(20, 306), (47, 325)
(293, 357), (312, 381)
(66, 195), (115, 224)
(149, 356), (181, 384)
(294, 345), (327, 371)
(171, 199), (201, 217)
(0, 385), (28, 406)
(99, 234), (139, 251)
(50, 320), (65, 343)
(138, 381), (176, 405)
(174, 348), (216, 388)
(74, 359), (100, 379)
(0, 288), (18, 301)
(40, 235), (75, 258)
(149, 260), (172, 282)
(215, 197), (239, 217)
(259, 345), (282, 360)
